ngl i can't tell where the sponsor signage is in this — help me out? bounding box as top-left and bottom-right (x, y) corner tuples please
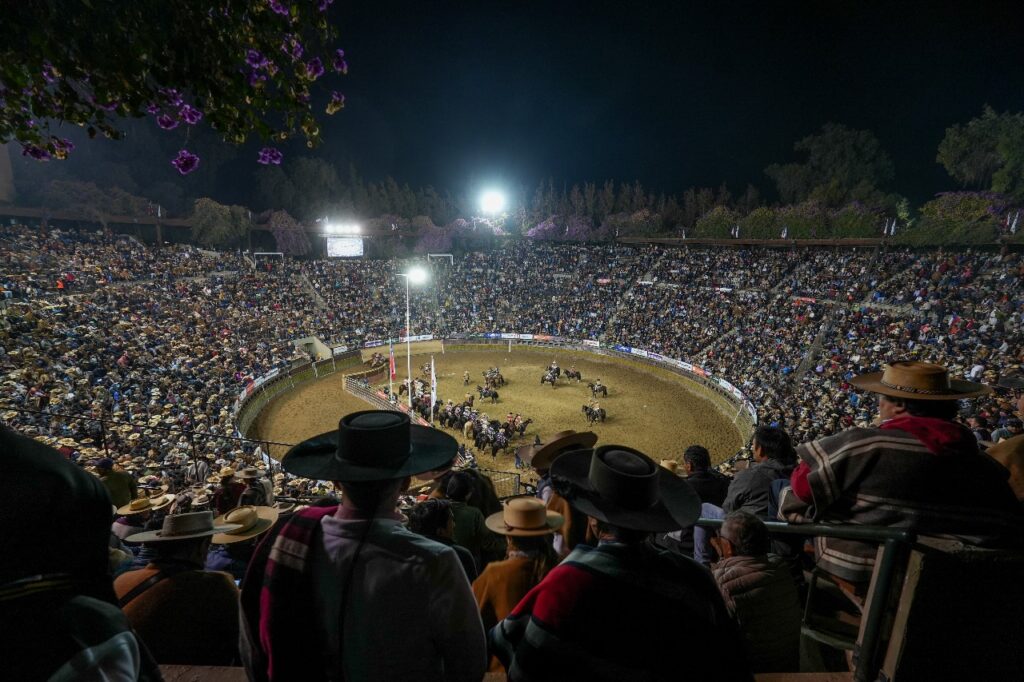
(582, 339), (600, 347)
(533, 334), (555, 342)
(363, 339), (385, 348)
(630, 348), (649, 358)
(332, 345), (349, 356)
(613, 344), (631, 353)
(679, 361), (693, 371)
(648, 351), (665, 361)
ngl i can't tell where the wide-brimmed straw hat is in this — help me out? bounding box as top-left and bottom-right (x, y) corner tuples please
(116, 493), (174, 516)
(234, 467), (262, 480)
(551, 445), (700, 532)
(485, 496), (563, 536)
(849, 361), (991, 401)
(529, 430), (598, 470)
(126, 511), (239, 543)
(218, 466), (235, 478)
(211, 505), (279, 544)
(282, 411), (457, 482)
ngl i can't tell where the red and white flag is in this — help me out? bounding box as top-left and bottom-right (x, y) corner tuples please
(389, 340), (397, 380)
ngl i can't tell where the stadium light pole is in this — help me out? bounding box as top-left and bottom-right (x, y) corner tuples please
(398, 266), (429, 410)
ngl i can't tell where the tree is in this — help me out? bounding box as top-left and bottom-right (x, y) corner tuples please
(739, 206), (778, 239)
(765, 123), (894, 207)
(937, 106), (1020, 191)
(2, 1), (348, 170)
(693, 205), (738, 238)
(899, 191), (1010, 245)
(269, 209), (311, 256)
(41, 180), (148, 228)
(191, 198), (250, 248)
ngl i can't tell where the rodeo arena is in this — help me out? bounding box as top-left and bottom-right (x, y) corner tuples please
(5, 221), (1024, 682)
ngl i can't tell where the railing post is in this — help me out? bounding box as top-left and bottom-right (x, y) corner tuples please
(854, 537), (905, 682)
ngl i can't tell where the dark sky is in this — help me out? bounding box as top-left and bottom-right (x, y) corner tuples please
(316, 0), (1024, 203)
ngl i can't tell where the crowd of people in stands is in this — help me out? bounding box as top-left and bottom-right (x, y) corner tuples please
(2, 223), (1024, 678)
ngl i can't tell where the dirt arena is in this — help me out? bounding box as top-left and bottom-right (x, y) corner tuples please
(252, 346), (747, 472)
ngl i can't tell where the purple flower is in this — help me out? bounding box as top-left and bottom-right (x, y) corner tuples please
(156, 114), (179, 130)
(248, 71), (268, 87)
(281, 36), (303, 61)
(257, 147), (283, 165)
(326, 91), (345, 114)
(246, 49), (268, 69)
(21, 144), (51, 161)
(159, 88), (183, 106)
(179, 104), (203, 125)
(171, 149), (200, 175)
(332, 49), (348, 74)
(41, 61), (57, 84)
(145, 102), (162, 114)
(99, 100), (120, 112)
(305, 57), (324, 80)
(268, 0), (289, 16)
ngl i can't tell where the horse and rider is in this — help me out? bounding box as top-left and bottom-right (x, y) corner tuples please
(588, 378), (608, 398)
(541, 370), (558, 388)
(564, 365), (582, 382)
(582, 399), (606, 424)
(476, 384), (500, 403)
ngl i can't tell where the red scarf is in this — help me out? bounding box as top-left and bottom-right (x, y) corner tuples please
(880, 415), (979, 457)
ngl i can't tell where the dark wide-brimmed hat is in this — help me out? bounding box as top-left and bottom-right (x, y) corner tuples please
(849, 361), (991, 401)
(529, 430), (598, 470)
(282, 410), (457, 482)
(551, 445), (700, 532)
(126, 511), (240, 543)
(998, 374), (1024, 390)
(485, 496), (564, 537)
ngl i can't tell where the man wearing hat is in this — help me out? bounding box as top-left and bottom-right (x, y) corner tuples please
(491, 444), (751, 681)
(529, 430), (598, 557)
(241, 411), (486, 682)
(116, 511), (242, 665)
(780, 361), (1024, 588)
(206, 505), (280, 580)
(212, 466), (246, 514)
(96, 456), (137, 508)
(236, 466), (270, 507)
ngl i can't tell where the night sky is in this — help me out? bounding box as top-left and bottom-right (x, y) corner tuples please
(317, 0), (1024, 203)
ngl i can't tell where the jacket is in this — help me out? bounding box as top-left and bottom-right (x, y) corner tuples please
(472, 555), (541, 672)
(723, 458), (794, 517)
(711, 554), (801, 673)
(685, 469), (731, 507)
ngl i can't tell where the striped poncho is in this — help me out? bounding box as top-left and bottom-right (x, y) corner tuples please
(490, 541), (753, 681)
(780, 416), (1024, 584)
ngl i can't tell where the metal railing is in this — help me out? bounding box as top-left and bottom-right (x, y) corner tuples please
(696, 518), (914, 682)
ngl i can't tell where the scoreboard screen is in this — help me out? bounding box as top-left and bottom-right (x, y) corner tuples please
(326, 237), (364, 258)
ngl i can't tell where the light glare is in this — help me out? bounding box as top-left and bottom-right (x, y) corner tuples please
(480, 190), (506, 214)
(406, 266), (428, 285)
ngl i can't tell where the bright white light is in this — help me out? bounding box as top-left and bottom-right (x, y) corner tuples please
(406, 266), (429, 285)
(323, 222), (360, 234)
(480, 189), (506, 215)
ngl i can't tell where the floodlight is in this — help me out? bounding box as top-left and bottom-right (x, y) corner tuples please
(406, 266), (428, 285)
(480, 189), (506, 215)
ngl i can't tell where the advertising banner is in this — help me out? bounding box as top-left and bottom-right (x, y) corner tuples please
(613, 344), (631, 353)
(582, 339), (600, 347)
(332, 345), (349, 356)
(363, 339), (384, 348)
(679, 361), (693, 371)
(533, 334), (555, 342)
(630, 348), (649, 358)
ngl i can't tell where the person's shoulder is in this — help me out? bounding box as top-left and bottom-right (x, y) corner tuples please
(392, 524), (462, 561)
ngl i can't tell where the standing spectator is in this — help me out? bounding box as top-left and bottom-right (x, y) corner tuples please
(683, 444), (731, 507)
(529, 430), (598, 557)
(473, 497), (563, 672)
(408, 498), (479, 581)
(710, 512), (802, 673)
(491, 444), (752, 681)
(236, 467), (270, 506)
(212, 466), (245, 514)
(444, 469), (506, 567)
(116, 511), (242, 665)
(241, 411), (486, 682)
(96, 456), (137, 508)
(780, 362), (1024, 589)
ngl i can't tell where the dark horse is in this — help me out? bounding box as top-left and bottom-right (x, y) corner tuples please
(515, 417), (534, 437)
(582, 404), (606, 424)
(564, 368), (582, 382)
(541, 371), (557, 388)
(588, 382), (608, 398)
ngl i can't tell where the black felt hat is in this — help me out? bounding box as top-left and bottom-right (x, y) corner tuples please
(550, 445), (701, 532)
(282, 411), (457, 482)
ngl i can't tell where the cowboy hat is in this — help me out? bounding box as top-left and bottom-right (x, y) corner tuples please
(485, 496), (563, 537)
(282, 411), (457, 482)
(218, 466), (236, 478)
(529, 430), (598, 470)
(234, 467), (262, 480)
(849, 361), (991, 401)
(126, 511), (239, 543)
(116, 493), (174, 516)
(998, 374), (1024, 390)
(211, 505), (279, 544)
(550, 445), (701, 532)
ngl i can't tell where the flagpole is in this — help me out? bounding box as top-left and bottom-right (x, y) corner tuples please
(388, 338), (394, 399)
(430, 356), (436, 425)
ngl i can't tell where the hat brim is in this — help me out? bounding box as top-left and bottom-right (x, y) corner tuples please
(550, 449), (701, 532)
(849, 372), (992, 401)
(116, 494), (174, 516)
(211, 506), (280, 544)
(529, 431), (599, 470)
(485, 508), (564, 536)
(126, 522), (241, 544)
(997, 375), (1024, 390)
(282, 423), (457, 482)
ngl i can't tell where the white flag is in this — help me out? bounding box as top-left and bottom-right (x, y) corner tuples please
(1012, 211), (1019, 234)
(781, 226), (788, 239)
(430, 356), (437, 405)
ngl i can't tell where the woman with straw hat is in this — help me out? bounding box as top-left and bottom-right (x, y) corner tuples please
(472, 497), (563, 672)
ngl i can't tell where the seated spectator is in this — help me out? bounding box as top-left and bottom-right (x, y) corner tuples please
(491, 444), (752, 681)
(992, 417), (1023, 444)
(982, 387), (1024, 502)
(472, 497), (562, 672)
(408, 497), (479, 580)
(683, 444), (730, 507)
(112, 493), (173, 543)
(116, 511), (242, 665)
(96, 456), (137, 508)
(781, 361), (1024, 589)
(2, 425), (161, 681)
(241, 411), (486, 681)
(723, 427), (797, 516)
(710, 512), (801, 673)
(444, 469), (506, 567)
(206, 505), (280, 581)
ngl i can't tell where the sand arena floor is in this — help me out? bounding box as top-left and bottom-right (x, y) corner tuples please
(251, 346), (746, 471)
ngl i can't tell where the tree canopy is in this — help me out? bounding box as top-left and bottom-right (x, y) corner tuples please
(937, 106), (1024, 200)
(1, 0), (347, 171)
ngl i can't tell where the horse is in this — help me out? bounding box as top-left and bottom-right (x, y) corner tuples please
(463, 420), (476, 439)
(564, 368), (582, 382)
(398, 383), (409, 396)
(581, 404), (606, 424)
(588, 382), (608, 398)
(541, 371), (557, 388)
(515, 417), (534, 437)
